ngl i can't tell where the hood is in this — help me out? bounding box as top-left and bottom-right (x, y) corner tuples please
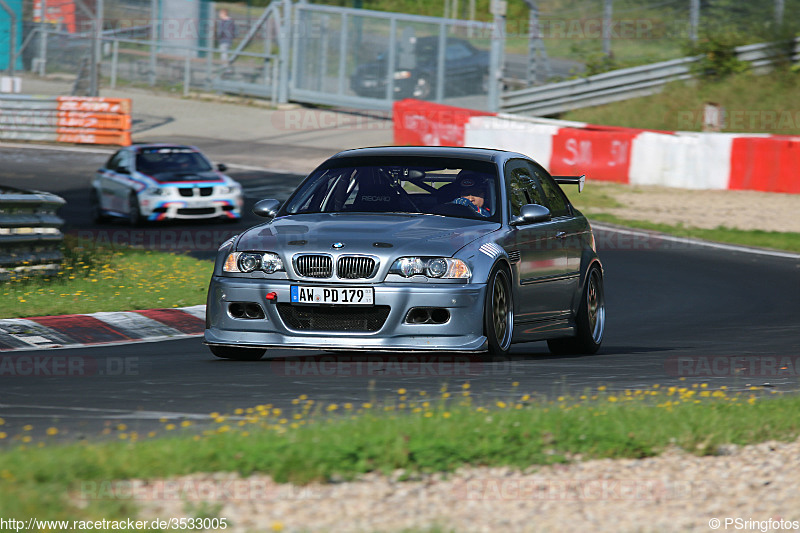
(145, 170), (225, 183)
(236, 213), (500, 258)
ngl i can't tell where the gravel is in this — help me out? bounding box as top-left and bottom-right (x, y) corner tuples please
(132, 437), (800, 532)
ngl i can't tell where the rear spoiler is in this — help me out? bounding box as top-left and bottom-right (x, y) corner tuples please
(553, 175), (586, 193)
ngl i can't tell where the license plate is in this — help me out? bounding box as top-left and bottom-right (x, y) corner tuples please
(190, 201), (216, 208)
(290, 286), (374, 305)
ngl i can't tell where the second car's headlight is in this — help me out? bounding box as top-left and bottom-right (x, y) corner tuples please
(394, 70), (412, 80)
(145, 187), (170, 196)
(389, 257), (471, 279)
(217, 185), (241, 195)
(223, 252), (284, 274)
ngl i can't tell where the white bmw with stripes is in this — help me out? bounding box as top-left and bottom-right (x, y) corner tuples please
(204, 146), (604, 360)
(90, 144), (243, 225)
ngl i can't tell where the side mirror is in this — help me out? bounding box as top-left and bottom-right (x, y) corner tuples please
(217, 163), (228, 172)
(253, 198), (281, 219)
(510, 204), (551, 226)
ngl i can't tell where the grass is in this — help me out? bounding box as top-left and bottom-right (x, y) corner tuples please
(586, 214), (800, 253)
(561, 68), (800, 135)
(566, 183), (800, 253)
(0, 237), (213, 319)
(0, 384), (797, 521)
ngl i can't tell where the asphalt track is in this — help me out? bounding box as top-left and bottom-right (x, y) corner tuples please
(1, 146), (799, 441)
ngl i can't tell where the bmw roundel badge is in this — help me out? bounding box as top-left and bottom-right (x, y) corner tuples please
(332, 242), (345, 249)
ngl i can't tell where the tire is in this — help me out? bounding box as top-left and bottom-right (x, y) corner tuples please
(412, 76), (433, 100)
(90, 190), (108, 223)
(484, 263), (513, 357)
(128, 193), (143, 226)
(209, 345), (266, 361)
(547, 266), (605, 355)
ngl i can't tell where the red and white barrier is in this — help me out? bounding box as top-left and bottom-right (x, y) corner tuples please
(393, 99), (800, 194)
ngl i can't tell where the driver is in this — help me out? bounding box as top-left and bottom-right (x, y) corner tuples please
(450, 174), (491, 217)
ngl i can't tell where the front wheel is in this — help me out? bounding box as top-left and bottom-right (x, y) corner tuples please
(128, 193), (143, 226)
(209, 345), (266, 361)
(484, 264), (513, 357)
(547, 266), (605, 355)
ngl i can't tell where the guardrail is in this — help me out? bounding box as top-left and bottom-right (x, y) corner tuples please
(0, 186), (66, 281)
(501, 37), (800, 116)
(0, 95), (132, 145)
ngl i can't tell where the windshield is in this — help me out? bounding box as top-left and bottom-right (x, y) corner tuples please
(135, 147), (213, 179)
(283, 156), (501, 222)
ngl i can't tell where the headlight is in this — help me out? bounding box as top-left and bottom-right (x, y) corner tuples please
(389, 257), (471, 279)
(223, 252), (284, 274)
(145, 187), (170, 196)
(394, 70), (412, 80)
(217, 185), (240, 195)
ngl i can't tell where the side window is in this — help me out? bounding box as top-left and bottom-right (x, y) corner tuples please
(504, 159), (545, 218)
(115, 151), (131, 173)
(533, 167), (571, 218)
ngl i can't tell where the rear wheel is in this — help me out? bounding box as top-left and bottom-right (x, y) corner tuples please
(547, 266), (605, 355)
(484, 264), (513, 357)
(412, 76), (433, 99)
(90, 190), (108, 223)
(209, 345), (266, 361)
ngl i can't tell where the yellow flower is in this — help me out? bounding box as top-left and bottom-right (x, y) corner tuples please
(46, 427), (58, 436)
(165, 424), (176, 431)
(607, 396), (618, 402)
(461, 383), (471, 390)
(362, 402), (373, 409)
(326, 404), (338, 412)
(397, 388), (407, 395)
(22, 425), (33, 431)
(181, 421), (192, 428)
(271, 522), (284, 532)
(597, 386), (607, 391)
(442, 412), (451, 419)
(496, 401), (507, 408)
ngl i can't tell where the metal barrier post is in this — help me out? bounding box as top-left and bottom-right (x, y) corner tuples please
(183, 54), (191, 96)
(386, 17), (397, 103)
(0, 0), (18, 75)
(337, 12), (347, 95)
(39, 0), (48, 76)
(435, 21), (446, 102)
(110, 39), (118, 88)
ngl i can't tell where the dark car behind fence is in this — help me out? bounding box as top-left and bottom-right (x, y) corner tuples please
(0, 186), (66, 281)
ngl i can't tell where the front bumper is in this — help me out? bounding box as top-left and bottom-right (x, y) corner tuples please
(205, 276), (488, 353)
(140, 197), (242, 221)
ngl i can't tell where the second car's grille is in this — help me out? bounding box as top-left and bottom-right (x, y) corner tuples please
(277, 304), (390, 332)
(199, 187), (213, 196)
(178, 188), (194, 197)
(294, 255), (333, 278)
(178, 207), (215, 215)
(337, 256), (377, 279)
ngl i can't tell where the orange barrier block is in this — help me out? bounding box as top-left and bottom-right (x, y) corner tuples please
(56, 96), (132, 115)
(730, 136), (800, 194)
(56, 112), (132, 131)
(56, 130), (132, 146)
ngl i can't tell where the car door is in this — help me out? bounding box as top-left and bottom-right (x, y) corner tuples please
(501, 158), (572, 323)
(106, 150), (135, 214)
(97, 150), (123, 213)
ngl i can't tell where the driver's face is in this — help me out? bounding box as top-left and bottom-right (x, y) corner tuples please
(463, 188), (485, 208)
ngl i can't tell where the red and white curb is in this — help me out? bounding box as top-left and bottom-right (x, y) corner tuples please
(0, 305), (205, 352)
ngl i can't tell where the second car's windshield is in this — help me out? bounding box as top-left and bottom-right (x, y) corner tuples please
(135, 148), (213, 178)
(283, 156), (500, 222)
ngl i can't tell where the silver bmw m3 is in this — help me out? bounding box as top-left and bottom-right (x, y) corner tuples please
(204, 146), (604, 360)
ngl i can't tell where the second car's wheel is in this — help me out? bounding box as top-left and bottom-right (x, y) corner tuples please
(412, 76), (433, 99)
(547, 266), (605, 355)
(128, 193), (143, 226)
(90, 190), (108, 223)
(484, 263), (513, 357)
(209, 345), (266, 361)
